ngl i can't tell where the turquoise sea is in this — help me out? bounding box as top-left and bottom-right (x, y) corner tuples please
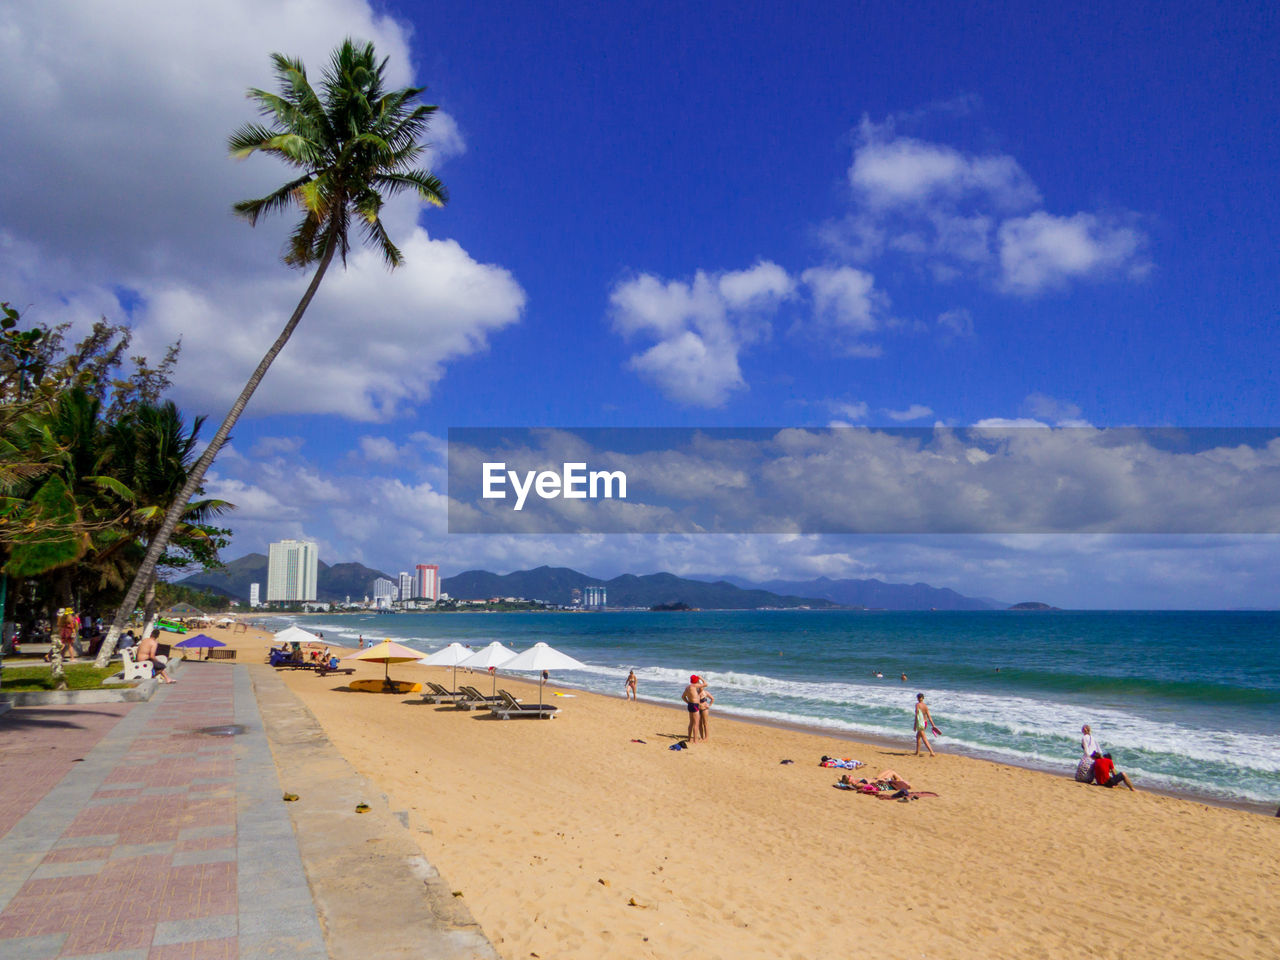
(274, 609), (1280, 811)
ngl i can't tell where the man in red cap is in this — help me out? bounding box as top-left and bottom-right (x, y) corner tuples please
(681, 675), (703, 744)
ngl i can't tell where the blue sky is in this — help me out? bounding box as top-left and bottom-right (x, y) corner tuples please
(1, 1), (1277, 606)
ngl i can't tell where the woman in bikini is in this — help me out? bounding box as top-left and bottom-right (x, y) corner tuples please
(625, 670), (637, 701)
(697, 682), (714, 742)
(913, 692), (937, 756)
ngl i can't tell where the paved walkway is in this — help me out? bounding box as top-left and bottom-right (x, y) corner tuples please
(0, 663), (497, 959)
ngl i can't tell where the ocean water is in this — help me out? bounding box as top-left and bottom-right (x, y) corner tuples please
(273, 610), (1280, 810)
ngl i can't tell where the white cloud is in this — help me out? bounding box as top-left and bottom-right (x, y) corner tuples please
(884, 404), (934, 421)
(821, 114), (1152, 299)
(0, 0), (521, 422)
(849, 120), (1041, 212)
(359, 437), (401, 464)
(800, 266), (887, 347)
(1023, 393), (1086, 426)
(610, 262), (792, 407)
(249, 436), (304, 457)
(997, 212), (1149, 294)
(826, 399), (870, 422)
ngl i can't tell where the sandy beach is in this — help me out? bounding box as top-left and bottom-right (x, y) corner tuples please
(209, 621), (1280, 959)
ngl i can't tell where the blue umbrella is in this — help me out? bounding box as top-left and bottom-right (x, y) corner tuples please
(173, 634), (225, 660)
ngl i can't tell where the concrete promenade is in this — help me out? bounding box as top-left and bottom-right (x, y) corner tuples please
(0, 662), (498, 959)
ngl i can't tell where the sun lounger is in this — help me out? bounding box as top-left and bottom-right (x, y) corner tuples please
(455, 684), (508, 710)
(491, 689), (558, 720)
(315, 662), (355, 677)
(420, 680), (466, 703)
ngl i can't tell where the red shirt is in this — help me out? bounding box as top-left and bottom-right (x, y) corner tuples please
(1093, 756), (1115, 783)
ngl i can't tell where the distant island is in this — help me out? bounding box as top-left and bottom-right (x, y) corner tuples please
(1008, 601), (1059, 611)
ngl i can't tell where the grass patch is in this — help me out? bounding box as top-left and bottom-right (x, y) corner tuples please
(1, 663), (128, 691)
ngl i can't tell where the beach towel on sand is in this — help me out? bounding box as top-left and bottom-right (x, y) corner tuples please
(819, 758), (865, 769)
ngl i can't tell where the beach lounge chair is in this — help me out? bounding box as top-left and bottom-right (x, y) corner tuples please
(455, 684), (508, 710)
(491, 689), (558, 720)
(420, 681), (466, 704)
(315, 658), (355, 678)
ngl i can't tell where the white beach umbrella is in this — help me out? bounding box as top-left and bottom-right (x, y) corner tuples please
(457, 641), (519, 695)
(501, 642), (588, 708)
(272, 625), (322, 647)
(417, 641), (475, 692)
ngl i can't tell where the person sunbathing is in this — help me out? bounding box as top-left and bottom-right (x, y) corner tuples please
(838, 770), (912, 791)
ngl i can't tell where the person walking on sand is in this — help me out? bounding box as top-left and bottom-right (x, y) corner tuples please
(682, 675), (703, 743)
(913, 693), (937, 756)
(625, 669), (637, 701)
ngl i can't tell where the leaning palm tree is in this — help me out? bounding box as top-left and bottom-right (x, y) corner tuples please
(96, 38), (447, 666)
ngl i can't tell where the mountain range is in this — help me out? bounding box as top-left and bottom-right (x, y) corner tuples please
(179, 557), (1001, 610)
(708, 576), (1004, 611)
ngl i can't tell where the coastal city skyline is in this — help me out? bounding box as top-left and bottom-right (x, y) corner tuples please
(2, 1), (1277, 608)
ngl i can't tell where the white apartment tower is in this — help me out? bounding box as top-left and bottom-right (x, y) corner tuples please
(249, 583), (260, 608)
(398, 571), (414, 601)
(266, 540), (319, 603)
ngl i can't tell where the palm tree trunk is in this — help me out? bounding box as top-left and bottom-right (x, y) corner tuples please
(95, 238), (337, 667)
(140, 576), (157, 644)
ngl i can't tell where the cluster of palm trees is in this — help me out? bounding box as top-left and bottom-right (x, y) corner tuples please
(0, 314), (229, 685)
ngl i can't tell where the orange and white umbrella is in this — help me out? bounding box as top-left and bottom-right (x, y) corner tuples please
(341, 638), (422, 684)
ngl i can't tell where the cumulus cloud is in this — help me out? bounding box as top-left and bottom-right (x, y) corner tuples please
(997, 212), (1150, 294)
(799, 266), (888, 354)
(610, 262), (792, 407)
(821, 114), (1151, 297)
(849, 121), (1041, 211)
(0, 0), (523, 421)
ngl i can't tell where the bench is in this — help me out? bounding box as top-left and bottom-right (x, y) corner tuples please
(207, 648), (237, 660)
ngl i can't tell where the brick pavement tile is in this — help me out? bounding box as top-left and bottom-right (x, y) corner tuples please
(42, 845), (113, 864)
(0, 931), (67, 958)
(151, 914), (235, 946)
(54, 834), (120, 849)
(63, 918), (154, 955)
(147, 935), (237, 960)
(29, 860), (106, 880)
(172, 836), (234, 855)
(169, 848), (235, 868)
(173, 826), (231, 843)
(109, 843), (175, 861)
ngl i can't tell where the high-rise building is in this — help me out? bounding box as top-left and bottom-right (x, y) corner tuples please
(249, 583), (260, 608)
(415, 563), (440, 601)
(266, 540), (318, 603)
(372, 577), (397, 604)
(584, 585), (607, 609)
(398, 571), (414, 601)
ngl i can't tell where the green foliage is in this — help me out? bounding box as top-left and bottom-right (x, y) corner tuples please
(228, 38), (447, 269)
(0, 302), (232, 627)
(154, 580), (232, 612)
